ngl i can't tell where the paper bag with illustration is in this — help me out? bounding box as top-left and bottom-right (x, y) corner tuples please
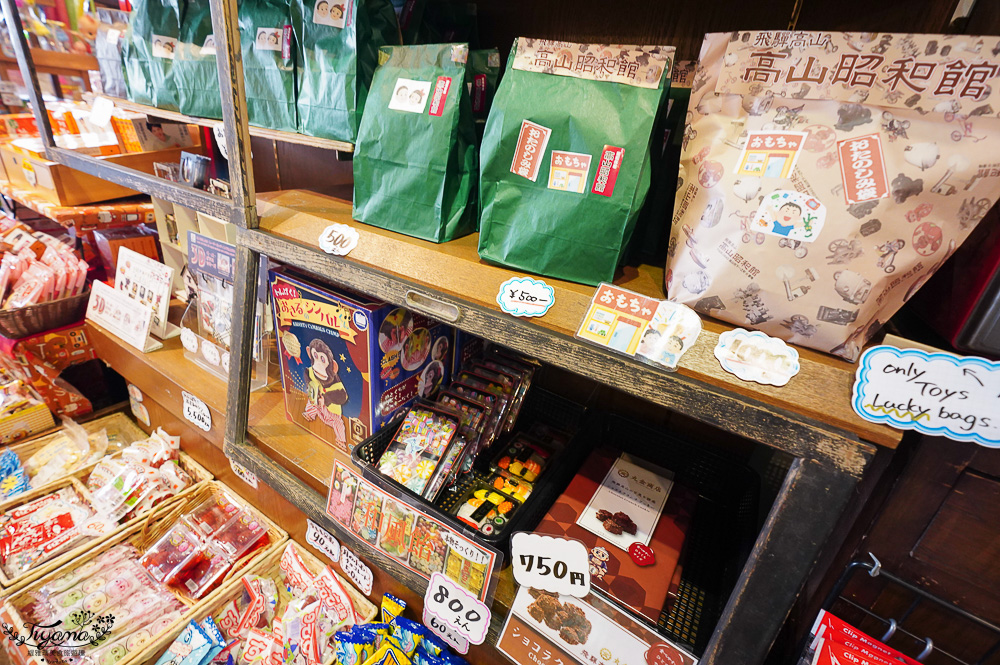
(239, 0), (297, 132)
(667, 31), (1000, 360)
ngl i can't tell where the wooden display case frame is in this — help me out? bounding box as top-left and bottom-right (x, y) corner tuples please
(0, 2), (928, 662)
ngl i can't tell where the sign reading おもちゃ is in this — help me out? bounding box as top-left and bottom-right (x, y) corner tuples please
(853, 345), (1000, 445)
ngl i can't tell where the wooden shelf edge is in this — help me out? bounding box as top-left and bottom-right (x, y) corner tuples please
(0, 49), (97, 72)
(101, 96), (356, 153)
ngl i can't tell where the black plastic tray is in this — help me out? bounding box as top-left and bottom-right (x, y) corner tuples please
(581, 412), (761, 657)
(352, 387), (588, 552)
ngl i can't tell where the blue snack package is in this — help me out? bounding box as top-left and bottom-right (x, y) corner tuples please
(334, 629), (377, 665)
(197, 617), (226, 665)
(417, 632), (447, 658)
(413, 649), (446, 665)
(390, 617), (426, 657)
(155, 620), (213, 665)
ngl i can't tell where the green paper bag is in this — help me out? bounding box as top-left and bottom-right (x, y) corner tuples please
(174, 0), (222, 119)
(292, 0), (399, 142)
(353, 43), (477, 243)
(478, 38), (674, 285)
(120, 0), (184, 111)
(239, 0), (297, 132)
(467, 48), (498, 121)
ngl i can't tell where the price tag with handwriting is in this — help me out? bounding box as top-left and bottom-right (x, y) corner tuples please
(229, 457), (258, 488)
(422, 606), (469, 654)
(340, 546), (373, 595)
(306, 519), (341, 563)
(319, 223), (360, 257)
(182, 391), (212, 432)
(511, 533), (590, 597)
(497, 277), (554, 318)
(424, 572), (490, 645)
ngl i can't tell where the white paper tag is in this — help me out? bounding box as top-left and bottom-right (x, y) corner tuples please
(213, 125), (229, 160)
(105, 28), (121, 44)
(853, 345), (1000, 446)
(424, 571), (491, 645)
(496, 276), (554, 318)
(318, 223), (360, 256)
(89, 96), (115, 129)
(181, 327), (199, 353)
(230, 457), (258, 488)
(127, 383), (144, 402)
(511, 533), (591, 598)
(87, 281), (154, 352)
(306, 519), (341, 563)
(422, 606), (470, 654)
(340, 546), (373, 595)
(714, 328), (801, 387)
(129, 397), (151, 427)
(182, 391), (212, 432)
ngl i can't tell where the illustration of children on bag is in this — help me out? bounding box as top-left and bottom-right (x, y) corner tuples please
(313, 0), (345, 27)
(303, 338), (349, 448)
(753, 190), (826, 243)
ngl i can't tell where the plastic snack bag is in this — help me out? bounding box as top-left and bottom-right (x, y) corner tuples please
(353, 43), (478, 243)
(291, 0), (399, 142)
(667, 31), (1000, 360)
(478, 38), (674, 285)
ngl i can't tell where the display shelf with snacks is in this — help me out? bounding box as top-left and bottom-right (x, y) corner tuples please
(6, 0), (996, 664)
(101, 96), (356, 154)
(0, 50), (99, 87)
(0, 179), (155, 232)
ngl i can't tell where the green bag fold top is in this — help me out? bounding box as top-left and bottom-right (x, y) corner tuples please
(352, 43), (478, 243)
(239, 0), (297, 132)
(292, 0), (400, 143)
(121, 0), (184, 111)
(174, 0), (222, 120)
(478, 38), (674, 286)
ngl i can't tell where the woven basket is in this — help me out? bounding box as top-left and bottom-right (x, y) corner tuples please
(140, 541), (378, 665)
(0, 480), (288, 665)
(0, 411), (149, 513)
(0, 291), (90, 339)
(0, 451), (214, 593)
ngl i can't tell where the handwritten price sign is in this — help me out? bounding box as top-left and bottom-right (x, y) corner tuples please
(424, 572), (491, 645)
(496, 277), (554, 318)
(853, 346), (1000, 446)
(422, 606), (470, 654)
(340, 546), (373, 595)
(182, 391), (212, 432)
(318, 223), (360, 257)
(511, 533), (590, 597)
(305, 519), (341, 563)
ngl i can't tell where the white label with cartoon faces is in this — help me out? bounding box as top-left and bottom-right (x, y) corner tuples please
(151, 35), (177, 59)
(752, 190), (826, 242)
(312, 0), (346, 27)
(388, 78), (431, 114)
(254, 28), (282, 51)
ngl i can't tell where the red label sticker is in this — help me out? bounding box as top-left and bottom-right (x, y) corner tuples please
(628, 542), (656, 566)
(645, 643), (686, 665)
(429, 76), (452, 117)
(282, 25), (292, 60)
(510, 120), (551, 182)
(472, 74), (487, 113)
(838, 133), (889, 205)
(591, 145), (624, 197)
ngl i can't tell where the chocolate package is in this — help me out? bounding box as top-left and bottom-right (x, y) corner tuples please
(271, 271), (454, 453)
(667, 31), (1000, 360)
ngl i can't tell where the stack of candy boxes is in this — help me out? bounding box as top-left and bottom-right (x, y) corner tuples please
(0, 481), (287, 665)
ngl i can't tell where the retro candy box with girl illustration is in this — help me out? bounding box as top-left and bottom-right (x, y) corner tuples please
(271, 271), (454, 453)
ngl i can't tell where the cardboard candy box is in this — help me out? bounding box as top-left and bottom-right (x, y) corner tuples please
(667, 31), (1000, 360)
(271, 271), (454, 453)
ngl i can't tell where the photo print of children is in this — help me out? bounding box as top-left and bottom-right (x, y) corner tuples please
(255, 27), (282, 51)
(388, 78), (431, 114)
(313, 0), (346, 27)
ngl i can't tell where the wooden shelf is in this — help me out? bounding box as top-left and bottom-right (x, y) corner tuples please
(246, 189), (898, 462)
(102, 96), (355, 153)
(0, 49), (97, 75)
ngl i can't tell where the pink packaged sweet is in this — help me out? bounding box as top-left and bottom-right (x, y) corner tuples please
(668, 31), (1000, 360)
